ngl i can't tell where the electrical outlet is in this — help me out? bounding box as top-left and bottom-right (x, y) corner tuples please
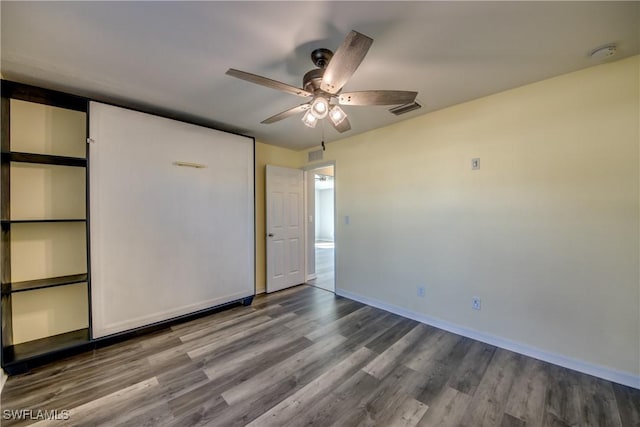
(472, 297), (481, 310)
(417, 286), (425, 298)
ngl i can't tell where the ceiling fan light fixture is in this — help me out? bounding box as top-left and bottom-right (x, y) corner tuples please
(226, 30), (417, 136)
(329, 105), (347, 126)
(310, 97), (329, 119)
(302, 110), (318, 128)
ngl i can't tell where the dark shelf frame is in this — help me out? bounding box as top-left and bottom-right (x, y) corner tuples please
(1, 80), (91, 372)
(2, 273), (88, 294)
(1, 80), (87, 112)
(2, 328), (90, 366)
(3, 152), (86, 167)
(2, 219), (86, 224)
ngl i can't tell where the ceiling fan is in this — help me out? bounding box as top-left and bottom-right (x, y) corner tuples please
(226, 30), (418, 133)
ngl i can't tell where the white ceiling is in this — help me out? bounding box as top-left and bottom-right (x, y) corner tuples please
(1, 1), (638, 150)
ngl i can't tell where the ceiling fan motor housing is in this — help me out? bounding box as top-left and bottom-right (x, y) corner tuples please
(303, 68), (325, 93)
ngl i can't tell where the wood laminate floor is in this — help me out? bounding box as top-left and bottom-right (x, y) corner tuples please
(1, 285), (638, 426)
(308, 241), (334, 292)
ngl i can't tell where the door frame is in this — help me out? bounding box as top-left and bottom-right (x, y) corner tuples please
(303, 161), (336, 291)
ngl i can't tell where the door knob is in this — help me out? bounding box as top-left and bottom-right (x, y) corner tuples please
(268, 233), (274, 237)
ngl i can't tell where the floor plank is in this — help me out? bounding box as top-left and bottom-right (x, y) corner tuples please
(447, 340), (496, 396)
(418, 386), (472, 427)
(246, 346), (375, 427)
(458, 349), (527, 427)
(362, 323), (434, 380)
(613, 381), (640, 427)
(503, 358), (548, 426)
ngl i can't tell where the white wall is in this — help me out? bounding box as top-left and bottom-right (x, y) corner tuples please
(302, 56), (640, 384)
(316, 188), (334, 241)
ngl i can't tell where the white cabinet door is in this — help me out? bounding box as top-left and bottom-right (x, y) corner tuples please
(266, 165), (304, 293)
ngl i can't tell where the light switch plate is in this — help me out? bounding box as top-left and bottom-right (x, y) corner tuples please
(472, 158), (480, 170)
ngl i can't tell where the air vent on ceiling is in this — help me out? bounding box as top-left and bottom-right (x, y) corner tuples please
(389, 101), (422, 116)
(308, 149), (323, 162)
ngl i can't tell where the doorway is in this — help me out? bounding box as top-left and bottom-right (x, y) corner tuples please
(306, 164), (335, 292)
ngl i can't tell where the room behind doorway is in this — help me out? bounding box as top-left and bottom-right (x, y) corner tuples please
(308, 165), (335, 292)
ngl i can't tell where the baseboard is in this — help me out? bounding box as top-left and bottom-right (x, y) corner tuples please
(336, 288), (640, 390)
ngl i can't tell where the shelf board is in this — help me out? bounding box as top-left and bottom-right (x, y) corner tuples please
(3, 273), (88, 294)
(2, 151), (86, 167)
(2, 328), (90, 366)
(2, 219), (86, 224)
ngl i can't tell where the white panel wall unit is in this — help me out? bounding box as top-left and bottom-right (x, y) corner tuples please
(89, 102), (254, 338)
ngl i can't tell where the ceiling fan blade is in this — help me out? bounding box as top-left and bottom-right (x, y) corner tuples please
(331, 116), (351, 133)
(226, 69), (313, 98)
(320, 31), (373, 94)
(339, 90), (418, 106)
(261, 104), (310, 124)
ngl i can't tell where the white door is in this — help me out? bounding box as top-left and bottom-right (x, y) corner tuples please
(266, 165), (305, 293)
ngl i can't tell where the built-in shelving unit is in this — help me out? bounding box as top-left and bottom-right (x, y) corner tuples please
(0, 80), (255, 375)
(1, 81), (90, 372)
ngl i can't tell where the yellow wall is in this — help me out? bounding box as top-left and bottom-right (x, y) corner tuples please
(11, 164), (86, 220)
(300, 56), (640, 377)
(12, 283), (88, 344)
(10, 99), (86, 157)
(11, 223), (87, 283)
(254, 141), (303, 293)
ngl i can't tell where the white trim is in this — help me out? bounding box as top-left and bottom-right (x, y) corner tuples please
(302, 160), (336, 171)
(304, 161), (337, 293)
(336, 288), (640, 390)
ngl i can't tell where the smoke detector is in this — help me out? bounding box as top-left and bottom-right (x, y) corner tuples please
(589, 44), (617, 60)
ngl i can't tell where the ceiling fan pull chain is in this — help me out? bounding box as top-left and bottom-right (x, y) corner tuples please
(321, 121), (326, 151)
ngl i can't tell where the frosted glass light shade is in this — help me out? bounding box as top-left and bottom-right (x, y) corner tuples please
(302, 110), (318, 128)
(329, 105), (347, 126)
(310, 97), (329, 119)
